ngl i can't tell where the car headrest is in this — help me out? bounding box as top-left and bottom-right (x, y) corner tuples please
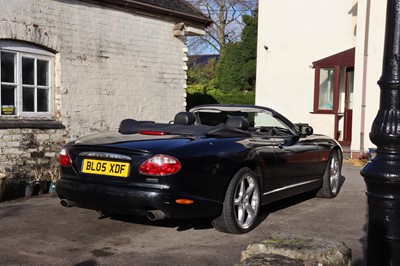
(174, 112), (196, 125)
(226, 116), (249, 130)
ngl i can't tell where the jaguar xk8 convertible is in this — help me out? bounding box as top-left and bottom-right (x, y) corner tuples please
(56, 104), (342, 234)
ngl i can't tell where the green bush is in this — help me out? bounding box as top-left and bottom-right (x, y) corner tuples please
(186, 85), (255, 110)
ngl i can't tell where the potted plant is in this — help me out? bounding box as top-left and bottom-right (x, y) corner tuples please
(48, 169), (59, 193)
(25, 179), (36, 197)
(25, 167), (46, 197)
(0, 173), (7, 201)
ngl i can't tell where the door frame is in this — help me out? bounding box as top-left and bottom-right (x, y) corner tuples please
(312, 48), (355, 145)
(341, 68), (354, 145)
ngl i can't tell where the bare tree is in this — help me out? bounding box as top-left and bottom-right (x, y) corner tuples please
(188, 0), (258, 55)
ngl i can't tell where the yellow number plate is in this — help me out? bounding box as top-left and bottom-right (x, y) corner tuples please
(82, 159), (130, 178)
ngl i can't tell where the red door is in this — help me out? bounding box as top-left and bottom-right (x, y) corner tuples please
(342, 69), (354, 145)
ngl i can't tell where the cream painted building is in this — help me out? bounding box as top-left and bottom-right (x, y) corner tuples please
(256, 0), (385, 159)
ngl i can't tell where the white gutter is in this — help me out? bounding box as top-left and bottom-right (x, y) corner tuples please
(360, 0), (371, 158)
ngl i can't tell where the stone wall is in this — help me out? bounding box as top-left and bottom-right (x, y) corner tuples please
(0, 0), (190, 180)
(0, 128), (68, 179)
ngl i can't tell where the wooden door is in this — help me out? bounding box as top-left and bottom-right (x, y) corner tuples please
(342, 69), (354, 145)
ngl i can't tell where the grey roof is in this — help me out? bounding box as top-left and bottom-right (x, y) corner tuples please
(135, 0), (206, 18)
(95, 0), (212, 27)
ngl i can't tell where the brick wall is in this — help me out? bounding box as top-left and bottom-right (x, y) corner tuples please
(0, 0), (190, 180)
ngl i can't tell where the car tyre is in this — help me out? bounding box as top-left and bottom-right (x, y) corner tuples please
(212, 167), (260, 234)
(317, 150), (341, 198)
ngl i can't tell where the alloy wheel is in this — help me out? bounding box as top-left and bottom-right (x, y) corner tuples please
(233, 174), (260, 229)
(329, 154), (340, 195)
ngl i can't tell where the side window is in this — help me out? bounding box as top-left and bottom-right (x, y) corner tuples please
(22, 57), (50, 113)
(0, 41), (53, 117)
(254, 112), (287, 128)
(254, 112), (292, 136)
(318, 68), (334, 110)
(1, 51), (16, 115)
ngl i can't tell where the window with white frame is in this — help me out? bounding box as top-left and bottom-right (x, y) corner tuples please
(0, 41), (53, 117)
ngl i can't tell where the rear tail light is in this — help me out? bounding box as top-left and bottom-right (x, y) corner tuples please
(58, 148), (72, 167)
(139, 155), (181, 176)
(139, 131), (166, 135)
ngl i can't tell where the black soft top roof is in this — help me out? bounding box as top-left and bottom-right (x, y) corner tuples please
(118, 120), (250, 137)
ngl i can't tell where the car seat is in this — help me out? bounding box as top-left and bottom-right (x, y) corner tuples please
(174, 112), (196, 125)
(226, 116), (249, 130)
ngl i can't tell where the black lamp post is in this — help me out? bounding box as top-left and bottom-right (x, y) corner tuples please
(361, 0), (400, 264)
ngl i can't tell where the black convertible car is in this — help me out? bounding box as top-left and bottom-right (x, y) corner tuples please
(57, 104), (342, 234)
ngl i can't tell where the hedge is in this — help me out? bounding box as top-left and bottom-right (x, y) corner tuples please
(186, 85), (255, 110)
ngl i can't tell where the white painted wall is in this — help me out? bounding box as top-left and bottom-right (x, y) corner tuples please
(352, 0), (386, 156)
(256, 0), (387, 158)
(310, 114), (335, 137)
(0, 0), (199, 176)
(0, 0), (189, 140)
(256, 0), (357, 124)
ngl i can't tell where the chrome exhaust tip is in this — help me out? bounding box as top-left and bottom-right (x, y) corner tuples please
(146, 210), (167, 221)
(60, 199), (74, 208)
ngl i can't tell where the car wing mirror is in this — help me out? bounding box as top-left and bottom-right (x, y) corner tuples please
(296, 123), (313, 137)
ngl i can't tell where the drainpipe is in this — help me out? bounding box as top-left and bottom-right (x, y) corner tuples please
(361, 0), (400, 264)
(360, 0), (371, 158)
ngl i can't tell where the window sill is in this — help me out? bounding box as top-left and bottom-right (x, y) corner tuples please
(310, 110), (335, 115)
(0, 119), (65, 129)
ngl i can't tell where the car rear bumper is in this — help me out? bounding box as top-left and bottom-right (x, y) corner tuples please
(56, 178), (222, 219)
